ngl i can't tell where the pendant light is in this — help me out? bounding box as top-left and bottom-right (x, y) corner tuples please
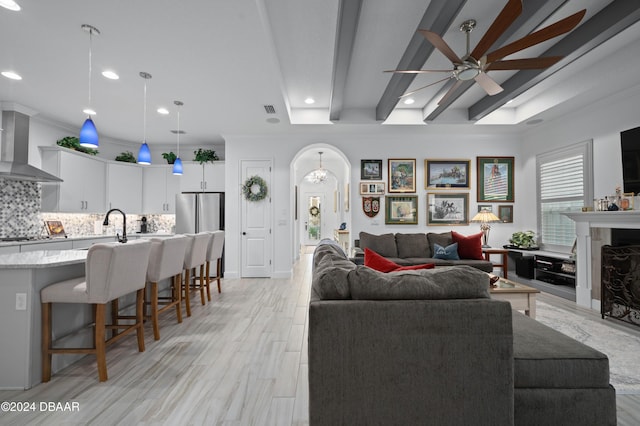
(137, 71), (152, 165)
(172, 100), (184, 175)
(307, 151), (328, 184)
(79, 24), (99, 148)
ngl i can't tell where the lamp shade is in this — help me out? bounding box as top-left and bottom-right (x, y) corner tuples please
(471, 210), (501, 223)
(137, 142), (151, 165)
(79, 117), (99, 148)
(172, 157), (183, 175)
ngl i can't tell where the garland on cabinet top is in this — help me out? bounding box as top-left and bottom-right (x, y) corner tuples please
(242, 175), (268, 202)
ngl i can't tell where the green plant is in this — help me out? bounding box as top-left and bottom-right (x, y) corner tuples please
(56, 136), (98, 155)
(115, 151), (137, 163)
(161, 151), (177, 164)
(193, 148), (219, 164)
(509, 231), (537, 248)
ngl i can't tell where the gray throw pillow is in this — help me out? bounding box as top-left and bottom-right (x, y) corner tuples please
(312, 252), (355, 300)
(395, 233), (430, 258)
(359, 232), (398, 258)
(433, 242), (460, 260)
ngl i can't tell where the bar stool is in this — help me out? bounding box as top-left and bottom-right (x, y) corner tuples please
(41, 240), (152, 382)
(182, 233), (211, 317)
(145, 236), (189, 340)
(206, 230), (225, 297)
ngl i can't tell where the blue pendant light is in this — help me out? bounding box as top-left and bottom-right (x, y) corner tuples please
(137, 72), (152, 165)
(79, 24), (99, 148)
(172, 100), (184, 175)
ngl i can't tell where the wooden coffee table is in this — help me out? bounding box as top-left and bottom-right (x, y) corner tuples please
(490, 279), (540, 318)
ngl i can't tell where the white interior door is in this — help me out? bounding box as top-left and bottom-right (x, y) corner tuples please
(241, 160), (272, 277)
(303, 193), (323, 246)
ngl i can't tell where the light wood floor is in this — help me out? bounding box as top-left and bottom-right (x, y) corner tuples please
(1, 252), (639, 425)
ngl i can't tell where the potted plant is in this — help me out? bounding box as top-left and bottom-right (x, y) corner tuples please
(115, 151), (137, 163)
(56, 136), (99, 155)
(161, 151), (177, 164)
(509, 231), (538, 249)
(193, 148), (219, 164)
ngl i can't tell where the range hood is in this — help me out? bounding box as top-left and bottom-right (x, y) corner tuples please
(0, 110), (62, 182)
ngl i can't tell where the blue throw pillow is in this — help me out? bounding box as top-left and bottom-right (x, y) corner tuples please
(433, 242), (460, 260)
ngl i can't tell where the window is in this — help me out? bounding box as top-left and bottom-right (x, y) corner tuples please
(536, 140), (593, 252)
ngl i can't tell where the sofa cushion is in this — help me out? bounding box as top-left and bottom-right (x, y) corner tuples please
(312, 242), (355, 300)
(512, 312), (611, 389)
(433, 243), (460, 260)
(452, 231), (484, 260)
(448, 259), (494, 273)
(427, 231), (453, 256)
(359, 232), (398, 258)
(395, 233), (431, 258)
(348, 265), (490, 300)
(364, 248), (434, 272)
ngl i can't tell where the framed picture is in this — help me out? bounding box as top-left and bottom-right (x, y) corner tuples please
(45, 220), (66, 238)
(360, 182), (385, 195)
(344, 183), (350, 211)
(427, 192), (469, 226)
(478, 204), (493, 213)
(498, 205), (513, 223)
(388, 158), (416, 193)
(622, 192), (635, 210)
(361, 159), (383, 180)
(385, 195), (418, 224)
(424, 159), (470, 189)
(477, 156), (515, 202)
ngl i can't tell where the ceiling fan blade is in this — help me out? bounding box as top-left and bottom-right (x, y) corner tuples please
(486, 9), (586, 63)
(400, 76), (454, 98)
(470, 0), (522, 60)
(486, 56), (563, 70)
(437, 80), (465, 106)
(474, 73), (503, 96)
(384, 69), (452, 74)
(419, 30), (462, 64)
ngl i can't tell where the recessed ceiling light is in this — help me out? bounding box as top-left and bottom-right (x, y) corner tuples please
(0, 0), (20, 11)
(304, 97), (315, 105)
(83, 108), (97, 116)
(102, 70), (119, 80)
(266, 117), (280, 124)
(157, 108), (169, 115)
(403, 98), (415, 105)
(1, 71), (22, 80)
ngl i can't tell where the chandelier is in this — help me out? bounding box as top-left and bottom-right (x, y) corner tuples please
(307, 151), (328, 184)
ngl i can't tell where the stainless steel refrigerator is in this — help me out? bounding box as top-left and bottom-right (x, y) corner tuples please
(175, 192), (225, 234)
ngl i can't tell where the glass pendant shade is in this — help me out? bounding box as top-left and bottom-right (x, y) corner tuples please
(79, 117), (99, 148)
(172, 157), (183, 175)
(137, 142), (151, 165)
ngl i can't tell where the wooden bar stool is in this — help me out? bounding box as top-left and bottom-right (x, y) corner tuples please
(41, 240), (152, 382)
(145, 236), (189, 340)
(181, 233), (211, 317)
(205, 230), (225, 297)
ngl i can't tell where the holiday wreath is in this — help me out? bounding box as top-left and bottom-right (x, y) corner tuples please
(309, 206), (320, 217)
(242, 175), (268, 201)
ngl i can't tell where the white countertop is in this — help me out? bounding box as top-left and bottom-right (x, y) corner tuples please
(0, 233), (174, 248)
(0, 250), (87, 269)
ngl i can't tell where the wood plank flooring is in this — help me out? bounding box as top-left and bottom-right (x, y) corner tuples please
(0, 251), (638, 425)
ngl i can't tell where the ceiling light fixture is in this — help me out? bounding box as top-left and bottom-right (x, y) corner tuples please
(137, 71), (152, 165)
(306, 151), (328, 184)
(304, 97), (315, 105)
(101, 70), (119, 80)
(0, 0), (20, 11)
(1, 71), (22, 80)
(403, 98), (415, 105)
(172, 101), (184, 176)
(79, 24), (100, 149)
(157, 107), (169, 115)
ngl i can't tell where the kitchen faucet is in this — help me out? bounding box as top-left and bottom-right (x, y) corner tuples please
(103, 208), (128, 243)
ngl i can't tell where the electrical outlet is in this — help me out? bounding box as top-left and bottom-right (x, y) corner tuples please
(15, 293), (27, 310)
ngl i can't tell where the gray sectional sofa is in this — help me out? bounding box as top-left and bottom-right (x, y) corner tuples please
(308, 240), (616, 426)
(355, 231), (494, 272)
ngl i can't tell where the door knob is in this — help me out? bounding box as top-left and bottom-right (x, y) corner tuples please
(242, 232), (247, 235)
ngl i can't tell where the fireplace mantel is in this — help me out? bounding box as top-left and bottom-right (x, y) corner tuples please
(564, 211), (640, 308)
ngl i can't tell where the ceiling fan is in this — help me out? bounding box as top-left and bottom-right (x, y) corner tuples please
(387, 0), (586, 105)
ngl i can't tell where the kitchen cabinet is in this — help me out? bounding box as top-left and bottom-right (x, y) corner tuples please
(40, 147), (106, 213)
(107, 162), (142, 213)
(142, 165), (180, 213)
(180, 161), (225, 192)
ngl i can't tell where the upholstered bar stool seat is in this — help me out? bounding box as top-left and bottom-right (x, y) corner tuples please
(205, 230), (225, 297)
(182, 233), (211, 317)
(145, 235), (189, 340)
(41, 240), (152, 382)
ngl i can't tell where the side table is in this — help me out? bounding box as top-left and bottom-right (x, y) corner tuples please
(483, 248), (509, 278)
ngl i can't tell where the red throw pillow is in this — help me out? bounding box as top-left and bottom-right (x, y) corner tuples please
(451, 231), (484, 260)
(364, 248), (435, 272)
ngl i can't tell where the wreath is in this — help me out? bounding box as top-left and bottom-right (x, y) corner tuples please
(242, 175), (268, 202)
(309, 206), (320, 217)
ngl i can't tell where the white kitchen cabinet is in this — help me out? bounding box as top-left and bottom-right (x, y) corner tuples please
(180, 161), (224, 192)
(142, 165), (180, 213)
(107, 162), (142, 213)
(40, 147), (106, 213)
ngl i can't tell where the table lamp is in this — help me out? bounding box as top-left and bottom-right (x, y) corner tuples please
(471, 209), (501, 247)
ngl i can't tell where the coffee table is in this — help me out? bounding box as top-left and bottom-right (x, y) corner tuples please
(490, 278), (540, 318)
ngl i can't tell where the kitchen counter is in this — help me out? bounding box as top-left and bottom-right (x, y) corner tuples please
(0, 249), (87, 269)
